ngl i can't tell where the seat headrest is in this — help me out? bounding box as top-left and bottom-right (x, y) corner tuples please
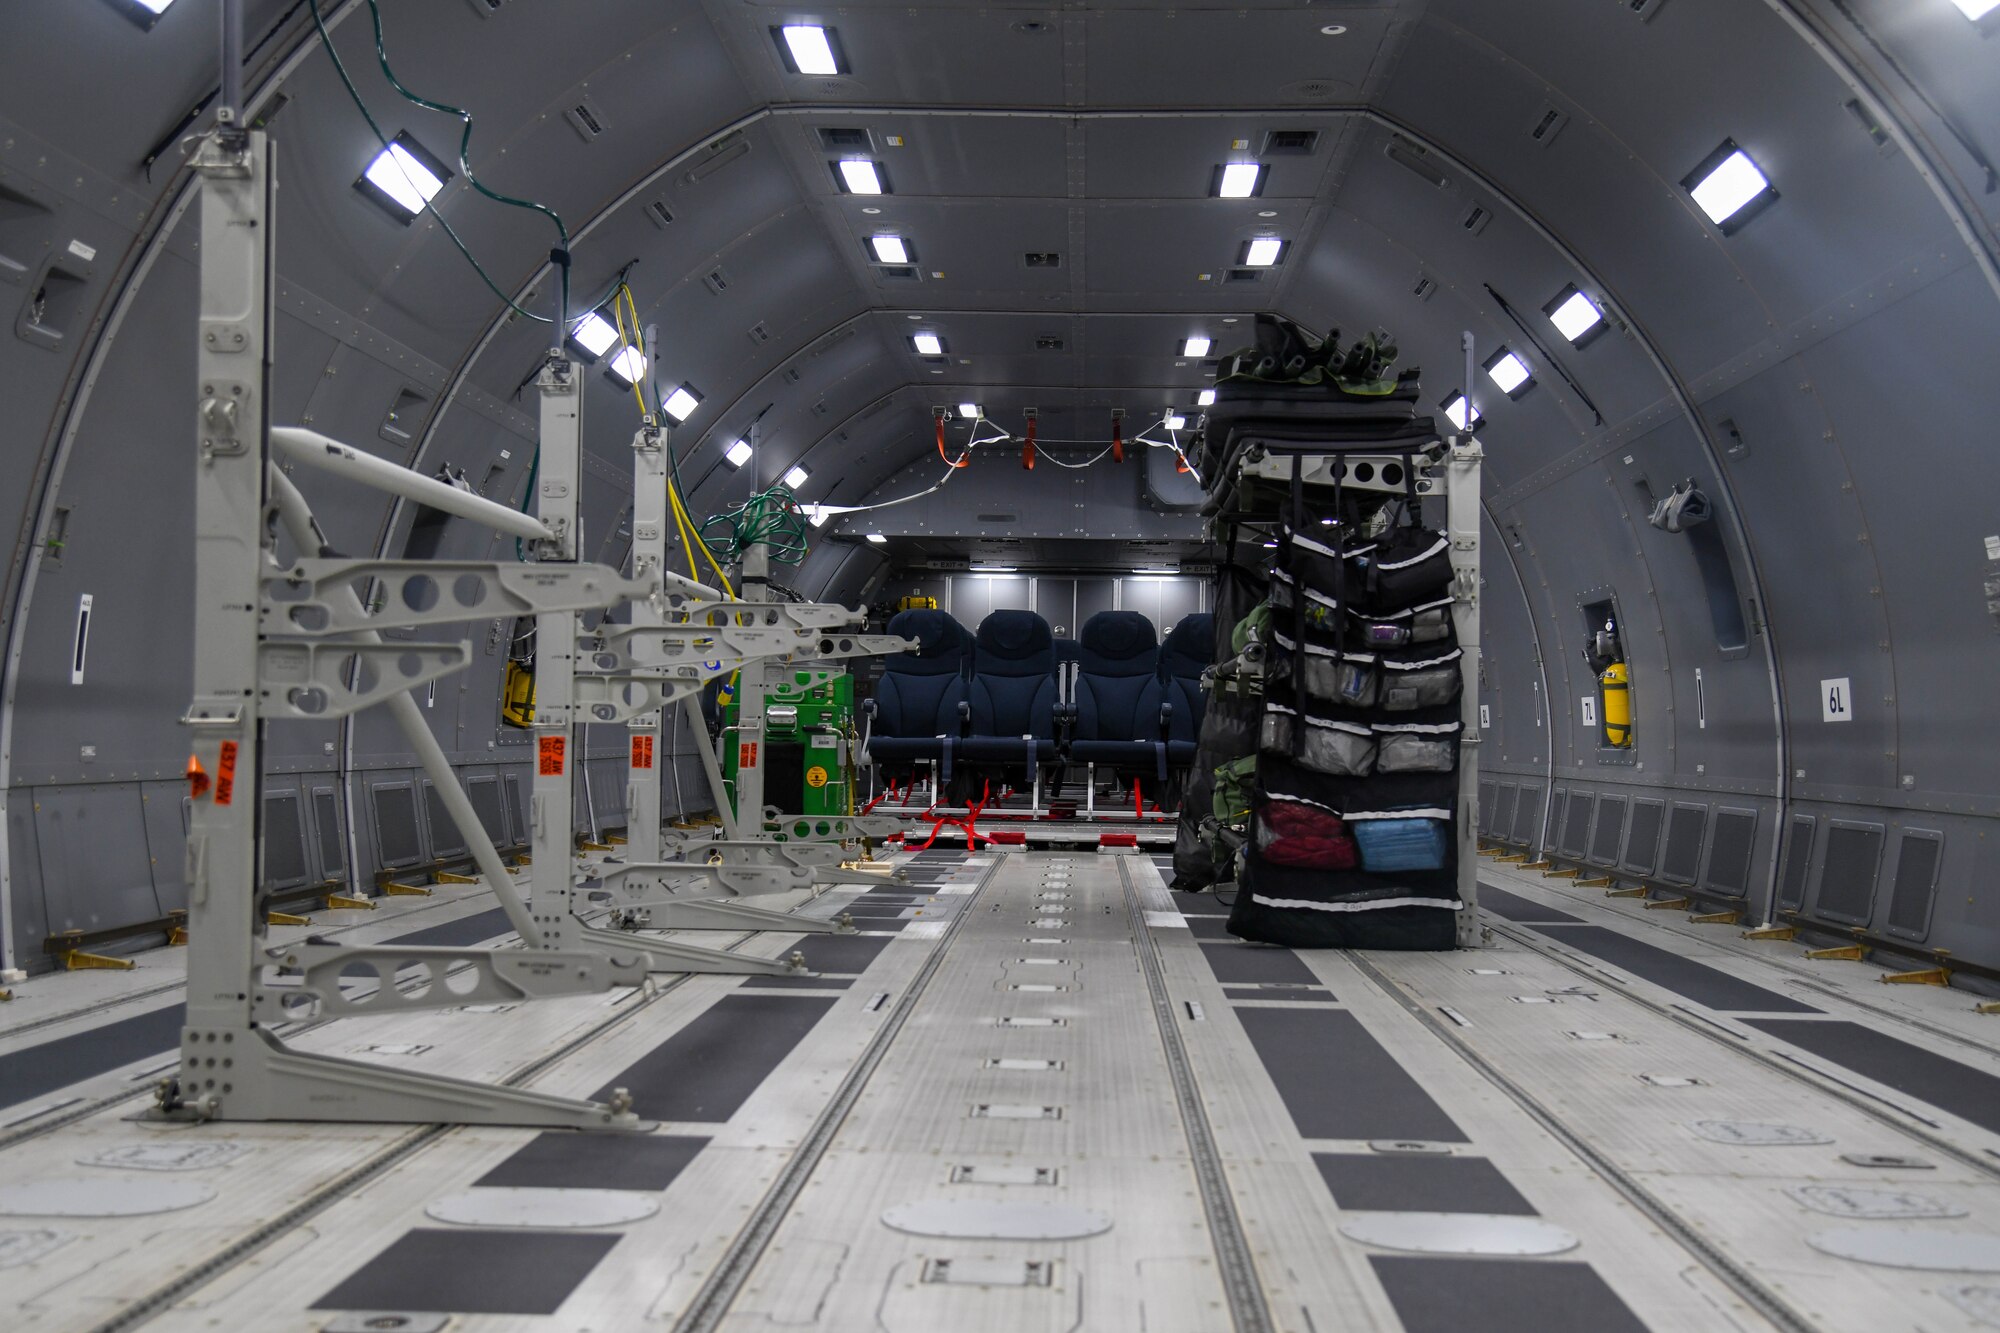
(975, 609), (1054, 661)
(887, 608), (970, 661)
(1078, 611), (1158, 672)
(1161, 613), (1215, 676)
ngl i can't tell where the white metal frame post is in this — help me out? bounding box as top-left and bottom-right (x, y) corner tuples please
(1446, 435), (1485, 948)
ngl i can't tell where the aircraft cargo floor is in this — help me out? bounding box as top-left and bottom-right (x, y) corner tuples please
(5, 847), (2000, 1332)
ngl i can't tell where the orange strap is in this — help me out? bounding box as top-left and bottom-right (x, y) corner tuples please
(1111, 416), (1125, 464)
(1022, 417), (1037, 470)
(937, 416), (968, 468)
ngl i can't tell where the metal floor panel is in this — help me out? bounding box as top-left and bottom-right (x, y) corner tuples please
(10, 841), (2000, 1331)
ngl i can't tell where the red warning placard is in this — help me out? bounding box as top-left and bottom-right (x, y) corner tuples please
(631, 735), (655, 770)
(738, 741), (759, 769)
(214, 740), (238, 806)
(538, 735), (566, 776)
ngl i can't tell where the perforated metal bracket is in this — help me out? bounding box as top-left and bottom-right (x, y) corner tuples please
(586, 859), (819, 901)
(258, 640), (468, 720)
(658, 835), (846, 868)
(263, 559), (657, 636)
(765, 813), (912, 843)
(256, 942), (649, 1021)
(570, 632), (917, 724)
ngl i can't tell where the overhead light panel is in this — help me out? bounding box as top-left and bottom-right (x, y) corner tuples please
(869, 235), (910, 264)
(911, 333), (945, 356)
(1242, 237), (1286, 267)
(568, 311), (619, 361)
(865, 532), (887, 544)
(109, 0), (177, 29)
(971, 565), (1017, 574)
(1213, 162), (1266, 199)
(1181, 336), (1212, 357)
(1684, 141), (1777, 232)
(1949, 0), (1998, 19)
(776, 24), (845, 75)
(605, 346), (647, 388)
(1164, 413), (1188, 431)
(1197, 389), (1217, 407)
(1545, 286), (1605, 345)
(724, 439), (754, 468)
(784, 463), (811, 489)
(1484, 349), (1534, 397)
(957, 402), (982, 420)
(356, 133), (450, 222)
(1441, 392), (1485, 433)
(661, 383), (703, 422)
(837, 159), (886, 195)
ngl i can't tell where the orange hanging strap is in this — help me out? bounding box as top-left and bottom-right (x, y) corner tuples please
(1111, 412), (1125, 464)
(1021, 413), (1037, 470)
(936, 413), (967, 468)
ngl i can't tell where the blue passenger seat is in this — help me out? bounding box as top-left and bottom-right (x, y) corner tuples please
(1160, 612), (1214, 774)
(861, 609), (973, 779)
(1067, 611), (1169, 780)
(961, 610), (1060, 781)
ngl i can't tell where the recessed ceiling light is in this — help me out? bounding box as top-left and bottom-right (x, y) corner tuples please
(1197, 389), (1216, 407)
(568, 311), (619, 361)
(1182, 336), (1212, 357)
(724, 439), (754, 468)
(1242, 237), (1286, 267)
(912, 332), (945, 356)
(661, 383), (703, 422)
(870, 235), (910, 264)
(862, 206), (882, 215)
(784, 463), (811, 489)
(1441, 392), (1485, 433)
(605, 346), (647, 388)
(1213, 162), (1265, 199)
(109, 0), (177, 28)
(1320, 23), (1348, 35)
(837, 159), (886, 195)
(1164, 413), (1188, 431)
(1257, 210), (1278, 218)
(776, 24), (845, 76)
(957, 402), (982, 419)
(1950, 0), (1998, 18)
(1484, 349), (1533, 397)
(1684, 141), (1777, 232)
(865, 532), (887, 544)
(356, 134), (450, 222)
(1545, 286), (1605, 345)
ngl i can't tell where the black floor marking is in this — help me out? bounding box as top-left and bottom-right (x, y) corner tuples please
(1369, 1256), (1648, 1333)
(1533, 924), (1818, 1013)
(594, 993), (836, 1122)
(1223, 985), (1336, 1003)
(476, 1133), (710, 1190)
(0, 1003), (185, 1110)
(1172, 889), (1226, 914)
(386, 905), (516, 948)
(312, 1230), (618, 1315)
(1236, 1007), (1467, 1143)
(1198, 941), (1322, 987)
(1475, 885), (1582, 924)
(738, 975), (857, 989)
(785, 933), (894, 974)
(1185, 914), (1236, 940)
(1313, 1152), (1537, 1215)
(1744, 1018), (2000, 1135)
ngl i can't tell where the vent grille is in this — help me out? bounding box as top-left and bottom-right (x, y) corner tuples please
(1621, 799), (1664, 874)
(702, 268), (729, 294)
(1885, 831), (1944, 939)
(1560, 791), (1592, 858)
(1492, 784), (1519, 843)
(1225, 268), (1265, 283)
(1704, 808), (1758, 897)
(1512, 786), (1542, 845)
(1817, 821), (1884, 922)
(1024, 252), (1062, 268)
(563, 101), (606, 142)
(424, 781), (467, 858)
(1527, 104), (1569, 147)
(1461, 204), (1492, 235)
(1589, 795), (1626, 865)
(877, 265), (920, 281)
(645, 200), (674, 229)
(372, 783), (422, 868)
(262, 793), (308, 888)
(504, 772), (526, 846)
(1385, 138), (1448, 189)
(1264, 129), (1320, 155)
(817, 127), (873, 150)
(747, 322), (771, 344)
(1477, 779), (1497, 835)
(1413, 275), (1437, 301)
(312, 788), (344, 877)
(1660, 803), (1707, 884)
(1777, 814), (1816, 911)
(466, 775), (507, 845)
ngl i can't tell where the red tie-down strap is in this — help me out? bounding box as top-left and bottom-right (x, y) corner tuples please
(861, 777), (903, 815)
(1111, 414), (1125, 464)
(912, 780), (993, 852)
(937, 415), (968, 468)
(1021, 415), (1037, 470)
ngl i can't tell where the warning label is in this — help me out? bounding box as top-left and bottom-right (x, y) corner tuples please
(806, 765), (829, 788)
(538, 735), (566, 776)
(739, 742), (759, 769)
(631, 735), (655, 770)
(214, 740), (238, 806)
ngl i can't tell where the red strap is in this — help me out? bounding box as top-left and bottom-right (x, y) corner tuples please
(1021, 417), (1037, 471)
(1111, 416), (1125, 464)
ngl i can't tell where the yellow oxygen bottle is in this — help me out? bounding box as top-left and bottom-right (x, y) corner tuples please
(1599, 660), (1632, 748)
